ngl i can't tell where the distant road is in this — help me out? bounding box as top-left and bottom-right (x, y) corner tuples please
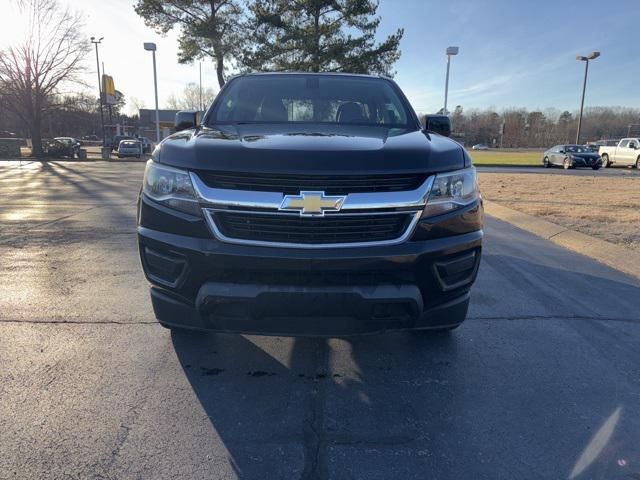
(477, 165), (640, 177)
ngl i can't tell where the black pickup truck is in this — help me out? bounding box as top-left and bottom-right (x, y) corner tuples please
(137, 73), (483, 336)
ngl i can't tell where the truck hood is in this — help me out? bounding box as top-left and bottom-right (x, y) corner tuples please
(155, 124), (466, 175)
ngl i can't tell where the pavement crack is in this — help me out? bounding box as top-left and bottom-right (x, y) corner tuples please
(301, 339), (328, 480)
(547, 229), (568, 240)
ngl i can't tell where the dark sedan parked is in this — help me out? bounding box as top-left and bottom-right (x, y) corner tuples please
(543, 145), (602, 170)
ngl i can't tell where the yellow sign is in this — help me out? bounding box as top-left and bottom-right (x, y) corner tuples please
(102, 75), (116, 105)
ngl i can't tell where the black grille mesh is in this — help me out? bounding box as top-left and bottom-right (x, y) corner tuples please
(198, 171), (427, 195)
(213, 211), (414, 244)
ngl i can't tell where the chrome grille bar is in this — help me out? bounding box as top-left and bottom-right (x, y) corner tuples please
(190, 173), (434, 211)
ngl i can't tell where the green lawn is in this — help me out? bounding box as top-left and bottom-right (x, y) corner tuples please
(468, 149), (543, 167)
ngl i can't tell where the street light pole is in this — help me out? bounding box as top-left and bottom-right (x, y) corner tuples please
(144, 42), (160, 143)
(444, 46), (459, 115)
(90, 36), (105, 145)
(199, 62), (203, 111)
(575, 51), (600, 145)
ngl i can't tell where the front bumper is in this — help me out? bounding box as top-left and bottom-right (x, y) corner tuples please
(137, 194), (483, 335)
(571, 157), (602, 167)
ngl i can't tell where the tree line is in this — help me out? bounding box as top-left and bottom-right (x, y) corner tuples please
(439, 106), (640, 148)
(1, 0), (402, 155)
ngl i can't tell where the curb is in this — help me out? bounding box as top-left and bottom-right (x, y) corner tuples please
(484, 200), (640, 278)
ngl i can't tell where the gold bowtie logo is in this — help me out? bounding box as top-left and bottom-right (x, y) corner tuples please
(280, 191), (346, 216)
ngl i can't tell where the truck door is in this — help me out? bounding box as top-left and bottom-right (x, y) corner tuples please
(626, 139), (639, 166)
(616, 140), (630, 165)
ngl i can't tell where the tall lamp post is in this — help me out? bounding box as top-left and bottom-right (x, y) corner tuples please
(443, 46), (459, 115)
(575, 51), (600, 145)
(144, 42), (160, 143)
(90, 36), (105, 145)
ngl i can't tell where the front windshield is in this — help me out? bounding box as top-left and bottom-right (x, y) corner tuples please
(565, 145), (588, 153)
(208, 75), (413, 128)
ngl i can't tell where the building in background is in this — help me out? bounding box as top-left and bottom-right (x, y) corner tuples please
(138, 109), (180, 140)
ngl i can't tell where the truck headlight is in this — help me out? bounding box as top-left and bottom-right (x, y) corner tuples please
(422, 167), (480, 218)
(143, 160), (201, 216)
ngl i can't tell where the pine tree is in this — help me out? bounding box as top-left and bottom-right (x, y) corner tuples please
(243, 0), (403, 75)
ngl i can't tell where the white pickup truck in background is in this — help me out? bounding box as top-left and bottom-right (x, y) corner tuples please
(599, 138), (640, 168)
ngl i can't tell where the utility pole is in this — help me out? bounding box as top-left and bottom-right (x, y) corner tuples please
(90, 37), (105, 145)
(199, 62), (203, 111)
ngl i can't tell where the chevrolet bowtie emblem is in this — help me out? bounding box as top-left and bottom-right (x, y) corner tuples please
(279, 191), (346, 216)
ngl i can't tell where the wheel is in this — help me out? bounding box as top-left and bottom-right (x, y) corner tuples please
(601, 154), (609, 168)
(563, 158), (571, 170)
(636, 157), (640, 169)
(543, 157), (550, 168)
(592, 165), (600, 170)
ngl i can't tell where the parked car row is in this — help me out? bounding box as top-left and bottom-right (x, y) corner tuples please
(543, 144), (602, 170)
(542, 138), (640, 170)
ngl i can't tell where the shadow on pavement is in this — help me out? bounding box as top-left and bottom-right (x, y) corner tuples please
(169, 255), (640, 479)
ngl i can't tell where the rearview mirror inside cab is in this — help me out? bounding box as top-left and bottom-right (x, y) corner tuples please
(174, 111), (203, 132)
(423, 115), (452, 137)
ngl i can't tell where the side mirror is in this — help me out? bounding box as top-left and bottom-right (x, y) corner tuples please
(422, 114), (452, 137)
(559, 150), (565, 154)
(175, 110), (203, 132)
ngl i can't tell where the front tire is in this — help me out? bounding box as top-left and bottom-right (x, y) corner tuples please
(601, 154), (609, 168)
(543, 157), (550, 168)
(563, 158), (571, 170)
(636, 157), (640, 169)
(592, 166), (600, 170)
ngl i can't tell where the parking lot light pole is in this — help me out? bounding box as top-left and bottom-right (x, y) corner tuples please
(144, 42), (160, 143)
(444, 46), (459, 115)
(90, 37), (105, 145)
(575, 51), (600, 145)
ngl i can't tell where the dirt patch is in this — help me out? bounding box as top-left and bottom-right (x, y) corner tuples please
(478, 172), (640, 252)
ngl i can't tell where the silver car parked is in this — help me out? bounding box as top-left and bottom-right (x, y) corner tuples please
(117, 140), (143, 158)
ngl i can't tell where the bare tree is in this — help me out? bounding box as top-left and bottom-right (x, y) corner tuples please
(128, 97), (147, 117)
(0, 0), (87, 156)
(165, 82), (217, 110)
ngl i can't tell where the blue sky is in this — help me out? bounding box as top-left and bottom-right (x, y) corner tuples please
(377, 0), (639, 113)
(1, 0), (637, 114)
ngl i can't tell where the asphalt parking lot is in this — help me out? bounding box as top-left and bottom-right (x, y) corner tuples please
(1, 161), (639, 480)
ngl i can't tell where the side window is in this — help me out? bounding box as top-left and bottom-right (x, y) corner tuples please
(619, 140), (629, 148)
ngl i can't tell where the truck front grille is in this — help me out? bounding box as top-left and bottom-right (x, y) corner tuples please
(197, 171), (428, 195)
(209, 211), (416, 246)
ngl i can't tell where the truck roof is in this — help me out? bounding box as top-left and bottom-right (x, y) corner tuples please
(230, 71), (393, 81)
